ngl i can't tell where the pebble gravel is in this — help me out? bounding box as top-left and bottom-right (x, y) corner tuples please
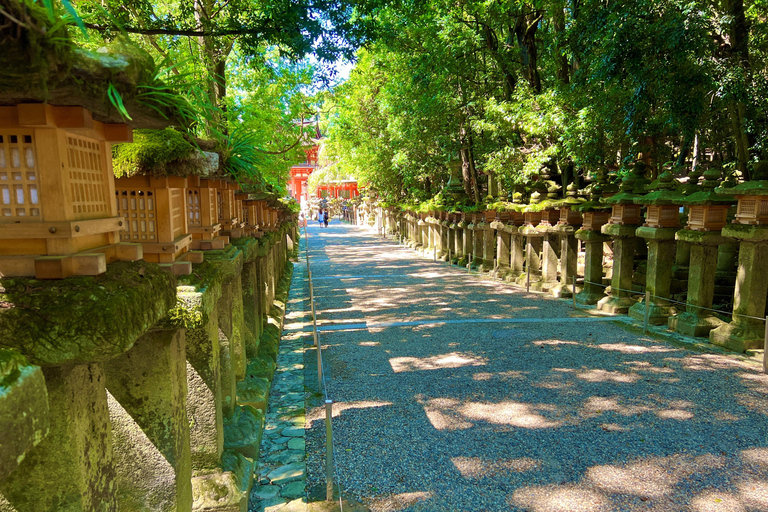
(300, 221), (768, 512)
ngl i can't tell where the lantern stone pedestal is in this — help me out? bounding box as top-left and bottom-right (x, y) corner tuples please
(477, 217), (496, 273)
(518, 214), (543, 289)
(575, 228), (609, 305)
(552, 223), (578, 298)
(490, 219), (514, 279)
(669, 231), (729, 336)
(709, 224), (768, 352)
(627, 227), (678, 324)
(439, 216), (450, 261)
(597, 224), (639, 314)
(458, 218), (471, 267)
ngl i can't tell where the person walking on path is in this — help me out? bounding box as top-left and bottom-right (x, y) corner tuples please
(317, 209), (325, 227)
(323, 209), (330, 228)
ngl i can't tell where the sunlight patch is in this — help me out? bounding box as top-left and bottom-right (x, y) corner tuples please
(389, 352), (487, 373)
(510, 485), (609, 512)
(586, 463), (673, 498)
(452, 456), (541, 479)
(459, 401), (562, 429)
(690, 491), (745, 512)
(372, 491), (433, 511)
(575, 368), (640, 383)
(596, 342), (674, 354)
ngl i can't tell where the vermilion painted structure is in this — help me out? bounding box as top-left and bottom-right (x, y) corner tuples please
(288, 144), (359, 202)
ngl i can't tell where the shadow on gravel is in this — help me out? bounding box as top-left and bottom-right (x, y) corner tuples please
(303, 224), (768, 512)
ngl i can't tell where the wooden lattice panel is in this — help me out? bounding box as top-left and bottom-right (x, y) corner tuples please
(66, 135), (109, 218)
(116, 189), (157, 242)
(609, 204), (642, 225)
(687, 205), (729, 232)
(170, 189), (185, 239)
(0, 132), (40, 219)
(734, 196), (768, 225)
(644, 205), (680, 228)
(187, 190), (202, 228)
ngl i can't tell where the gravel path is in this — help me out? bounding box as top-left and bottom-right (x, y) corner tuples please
(302, 221), (768, 512)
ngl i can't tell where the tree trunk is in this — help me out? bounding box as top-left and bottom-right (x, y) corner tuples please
(726, 0), (751, 178)
(553, 1), (570, 85)
(514, 11), (543, 93)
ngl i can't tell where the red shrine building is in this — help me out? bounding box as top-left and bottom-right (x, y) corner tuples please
(288, 144), (359, 204)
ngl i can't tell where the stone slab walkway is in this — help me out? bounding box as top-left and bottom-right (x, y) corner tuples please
(300, 221), (768, 512)
(250, 235), (311, 512)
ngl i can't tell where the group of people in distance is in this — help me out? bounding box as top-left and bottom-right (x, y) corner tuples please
(317, 209), (330, 228)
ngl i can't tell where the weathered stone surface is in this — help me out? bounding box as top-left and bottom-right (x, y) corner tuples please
(224, 405), (264, 460)
(281, 480), (306, 499)
(0, 261), (175, 365)
(237, 373), (271, 413)
(0, 363), (118, 512)
(268, 462), (305, 485)
(192, 471), (247, 512)
(104, 328), (192, 512)
(222, 449), (256, 495)
(0, 350), (49, 481)
(287, 438), (305, 450)
(253, 485), (281, 500)
(281, 426), (304, 437)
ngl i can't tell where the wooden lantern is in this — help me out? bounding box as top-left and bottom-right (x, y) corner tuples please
(216, 181), (243, 238)
(557, 207), (583, 226)
(242, 199), (261, 237)
(187, 177), (227, 250)
(608, 204), (642, 225)
(483, 210), (496, 223)
(538, 209), (559, 228)
(0, 104), (141, 278)
(686, 205), (730, 232)
(581, 211), (611, 231)
(114, 174), (200, 275)
(733, 196), (768, 225)
(643, 204), (681, 228)
(523, 211), (542, 227)
(512, 211), (525, 226)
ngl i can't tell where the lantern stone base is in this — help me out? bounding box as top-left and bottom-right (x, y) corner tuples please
(628, 301), (677, 325)
(710, 320), (765, 353)
(669, 311), (726, 338)
(596, 294), (636, 314)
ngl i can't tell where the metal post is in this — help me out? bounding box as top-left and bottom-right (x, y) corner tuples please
(325, 399), (335, 501)
(644, 290), (650, 333)
(572, 274), (577, 310)
(764, 316), (768, 374)
(316, 330), (323, 390)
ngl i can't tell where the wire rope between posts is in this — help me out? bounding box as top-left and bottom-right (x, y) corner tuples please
(303, 224), (343, 506)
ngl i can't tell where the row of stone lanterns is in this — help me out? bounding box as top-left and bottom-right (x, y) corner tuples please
(380, 161), (768, 355)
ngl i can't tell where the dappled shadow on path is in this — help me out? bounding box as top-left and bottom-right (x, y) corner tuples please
(302, 224), (768, 512)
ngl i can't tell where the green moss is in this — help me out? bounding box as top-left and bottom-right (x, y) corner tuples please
(113, 129), (204, 178)
(0, 261), (175, 365)
(167, 245), (243, 329)
(0, 349), (28, 388)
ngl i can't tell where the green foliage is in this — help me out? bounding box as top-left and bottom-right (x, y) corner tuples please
(112, 128), (200, 178)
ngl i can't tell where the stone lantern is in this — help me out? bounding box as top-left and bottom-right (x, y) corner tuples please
(0, 104), (139, 278)
(551, 183), (584, 297)
(669, 168), (736, 337)
(573, 170), (614, 305)
(709, 162), (768, 352)
(519, 191), (545, 288)
(628, 170), (686, 324)
(597, 165), (648, 313)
